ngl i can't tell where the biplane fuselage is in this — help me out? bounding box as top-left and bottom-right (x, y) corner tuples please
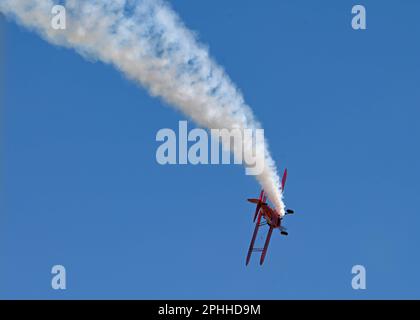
(261, 206), (281, 228)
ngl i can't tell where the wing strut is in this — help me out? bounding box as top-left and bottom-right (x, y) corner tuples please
(246, 210), (263, 266)
(259, 225), (274, 265)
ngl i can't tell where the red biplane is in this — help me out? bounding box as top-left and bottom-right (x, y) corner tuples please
(246, 168), (294, 266)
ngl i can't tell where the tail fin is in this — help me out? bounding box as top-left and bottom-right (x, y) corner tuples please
(281, 168), (288, 194)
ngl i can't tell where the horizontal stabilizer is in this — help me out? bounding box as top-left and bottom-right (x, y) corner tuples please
(247, 198), (260, 204)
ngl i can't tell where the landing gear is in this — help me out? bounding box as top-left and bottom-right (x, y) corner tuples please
(286, 209), (294, 215)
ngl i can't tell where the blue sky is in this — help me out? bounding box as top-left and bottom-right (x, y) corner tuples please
(1, 0), (420, 299)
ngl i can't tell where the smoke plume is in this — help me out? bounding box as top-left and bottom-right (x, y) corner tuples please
(0, 0), (286, 215)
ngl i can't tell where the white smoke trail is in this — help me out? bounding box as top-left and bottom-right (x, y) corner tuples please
(0, 0), (285, 215)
